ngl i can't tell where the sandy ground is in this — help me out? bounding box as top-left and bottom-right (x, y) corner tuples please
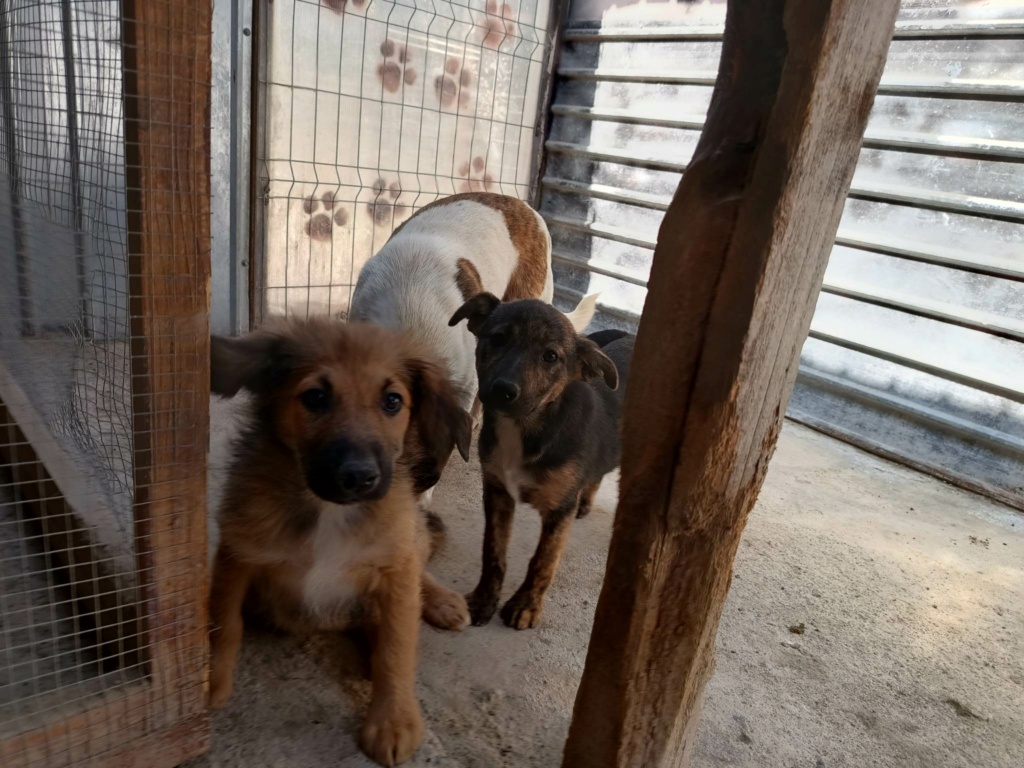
(191, 399), (1024, 768)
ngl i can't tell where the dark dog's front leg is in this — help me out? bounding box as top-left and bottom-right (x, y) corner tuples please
(576, 479), (601, 519)
(500, 506), (574, 630)
(466, 474), (515, 626)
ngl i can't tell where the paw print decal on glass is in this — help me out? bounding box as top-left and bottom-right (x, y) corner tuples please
(480, 1), (517, 49)
(378, 39), (417, 93)
(321, 0), (366, 15)
(457, 156), (496, 193)
(366, 177), (408, 227)
(435, 56), (474, 110)
(303, 191), (350, 242)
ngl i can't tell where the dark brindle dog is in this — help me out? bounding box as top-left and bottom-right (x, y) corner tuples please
(449, 293), (634, 629)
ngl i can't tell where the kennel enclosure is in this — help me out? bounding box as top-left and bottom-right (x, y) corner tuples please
(0, 0), (1020, 763)
(232, 0), (1024, 511)
(245, 0), (558, 324)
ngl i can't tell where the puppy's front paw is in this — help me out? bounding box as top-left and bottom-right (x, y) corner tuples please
(465, 587), (499, 626)
(208, 670), (234, 709)
(360, 696), (424, 767)
(500, 591), (543, 630)
(423, 586), (470, 631)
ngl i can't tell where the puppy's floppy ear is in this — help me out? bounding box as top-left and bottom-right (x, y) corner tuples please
(210, 332), (291, 397)
(406, 356), (473, 465)
(576, 337), (619, 390)
(448, 292), (500, 336)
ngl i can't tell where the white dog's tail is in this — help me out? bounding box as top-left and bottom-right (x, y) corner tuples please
(563, 293), (599, 332)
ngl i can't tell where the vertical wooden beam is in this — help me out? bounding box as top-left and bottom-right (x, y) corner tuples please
(122, 0), (212, 745)
(561, 2), (898, 767)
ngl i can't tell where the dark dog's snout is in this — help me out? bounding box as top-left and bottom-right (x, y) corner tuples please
(338, 459), (380, 495)
(489, 379), (519, 405)
(307, 439), (391, 504)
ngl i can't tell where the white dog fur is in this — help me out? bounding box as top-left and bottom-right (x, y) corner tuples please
(350, 192), (597, 415)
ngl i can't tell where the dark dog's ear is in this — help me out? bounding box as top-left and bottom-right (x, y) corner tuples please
(211, 332), (291, 397)
(576, 337), (619, 390)
(448, 292), (500, 336)
(407, 356), (473, 465)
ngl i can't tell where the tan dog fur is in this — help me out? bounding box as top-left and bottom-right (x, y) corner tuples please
(208, 319), (469, 766)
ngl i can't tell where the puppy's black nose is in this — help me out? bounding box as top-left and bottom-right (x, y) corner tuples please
(338, 461), (380, 495)
(490, 380), (519, 404)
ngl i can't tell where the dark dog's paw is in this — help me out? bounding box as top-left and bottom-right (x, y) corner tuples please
(466, 588), (499, 626)
(500, 591), (543, 630)
(576, 501), (592, 519)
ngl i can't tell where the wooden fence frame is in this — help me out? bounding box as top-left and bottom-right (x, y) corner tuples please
(0, 0), (902, 764)
(561, 1), (900, 766)
(0, 1), (212, 765)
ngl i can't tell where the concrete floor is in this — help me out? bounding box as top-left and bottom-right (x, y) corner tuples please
(192, 400), (1024, 768)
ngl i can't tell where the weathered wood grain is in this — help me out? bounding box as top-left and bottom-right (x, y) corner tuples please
(561, 1), (899, 766)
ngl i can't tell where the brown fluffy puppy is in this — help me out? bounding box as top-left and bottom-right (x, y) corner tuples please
(208, 319), (472, 767)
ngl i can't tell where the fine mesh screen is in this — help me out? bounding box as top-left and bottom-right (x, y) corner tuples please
(0, 0), (137, 725)
(0, 1), (209, 764)
(254, 0), (555, 320)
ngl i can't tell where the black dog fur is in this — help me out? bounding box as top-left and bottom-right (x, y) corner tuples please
(450, 294), (634, 629)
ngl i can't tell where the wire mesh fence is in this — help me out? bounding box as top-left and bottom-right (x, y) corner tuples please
(253, 0), (557, 321)
(0, 1), (210, 765)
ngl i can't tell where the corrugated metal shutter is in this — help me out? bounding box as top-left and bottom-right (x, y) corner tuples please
(540, 1), (1024, 510)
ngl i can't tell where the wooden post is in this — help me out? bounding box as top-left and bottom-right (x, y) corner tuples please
(561, 1), (898, 767)
(122, 0), (212, 736)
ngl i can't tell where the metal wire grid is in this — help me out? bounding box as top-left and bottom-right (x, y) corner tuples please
(0, 1), (209, 764)
(1, 0), (133, 512)
(0, 0), (136, 736)
(0, 435), (134, 725)
(254, 0), (554, 321)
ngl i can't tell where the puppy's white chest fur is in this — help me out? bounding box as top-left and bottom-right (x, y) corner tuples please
(301, 504), (381, 616)
(492, 417), (531, 503)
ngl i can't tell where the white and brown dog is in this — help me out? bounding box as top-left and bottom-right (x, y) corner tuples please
(350, 192), (596, 499)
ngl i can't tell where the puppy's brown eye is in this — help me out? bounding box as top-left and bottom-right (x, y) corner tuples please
(543, 349), (558, 363)
(382, 392), (403, 414)
(301, 387), (330, 413)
